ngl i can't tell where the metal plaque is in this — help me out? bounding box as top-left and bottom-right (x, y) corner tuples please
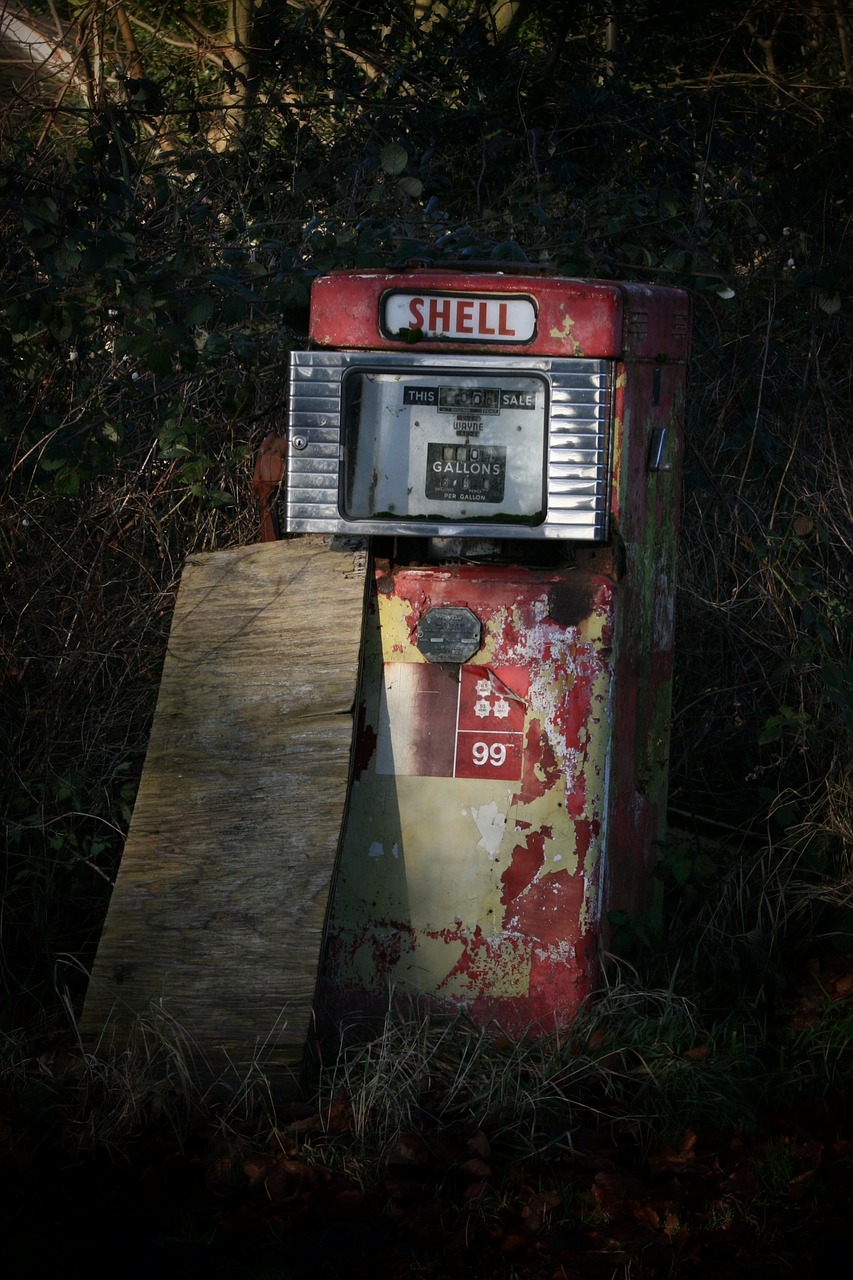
(416, 606), (481, 664)
(425, 444), (506, 503)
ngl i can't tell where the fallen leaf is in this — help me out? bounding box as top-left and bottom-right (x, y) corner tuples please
(501, 1232), (532, 1254)
(592, 1169), (647, 1206)
(384, 1133), (433, 1167)
(828, 971), (853, 1000)
(719, 1166), (759, 1197)
(631, 1203), (661, 1229)
(243, 1153), (278, 1185)
(285, 1097), (351, 1134)
(467, 1129), (491, 1159)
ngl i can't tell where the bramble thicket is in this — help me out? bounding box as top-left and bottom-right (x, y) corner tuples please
(1, 4), (852, 1276)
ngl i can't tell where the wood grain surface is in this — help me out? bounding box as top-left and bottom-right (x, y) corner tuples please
(81, 536), (368, 1083)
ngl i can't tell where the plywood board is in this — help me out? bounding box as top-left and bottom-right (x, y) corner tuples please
(81, 536), (368, 1083)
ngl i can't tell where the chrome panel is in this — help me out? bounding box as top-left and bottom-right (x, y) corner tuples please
(286, 350), (613, 541)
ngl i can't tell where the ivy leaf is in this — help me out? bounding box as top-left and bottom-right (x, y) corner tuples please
(380, 143), (408, 175)
(53, 469), (81, 495)
(201, 333), (230, 365)
(185, 294), (216, 326)
(491, 240), (529, 263)
(190, 484), (235, 508)
(816, 289), (841, 314)
(397, 176), (423, 198)
(47, 308), (73, 342)
(146, 340), (174, 377)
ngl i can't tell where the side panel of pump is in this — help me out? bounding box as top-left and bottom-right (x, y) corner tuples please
(317, 562), (616, 1036)
(600, 323), (686, 924)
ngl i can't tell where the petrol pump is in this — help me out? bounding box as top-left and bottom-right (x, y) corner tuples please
(287, 267), (690, 1038)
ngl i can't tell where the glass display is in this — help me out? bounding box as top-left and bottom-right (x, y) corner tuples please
(342, 370), (548, 524)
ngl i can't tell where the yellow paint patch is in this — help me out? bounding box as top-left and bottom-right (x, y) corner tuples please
(378, 592), (425, 662)
(437, 934), (531, 1000)
(392, 931), (466, 994)
(548, 312), (584, 356)
(513, 786), (580, 877)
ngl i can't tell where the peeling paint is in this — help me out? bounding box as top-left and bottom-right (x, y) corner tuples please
(472, 801), (507, 857)
(501, 830), (546, 904)
(319, 561), (615, 1031)
(311, 278), (689, 1039)
(548, 312), (584, 357)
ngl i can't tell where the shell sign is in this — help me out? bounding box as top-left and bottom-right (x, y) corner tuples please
(382, 291), (537, 343)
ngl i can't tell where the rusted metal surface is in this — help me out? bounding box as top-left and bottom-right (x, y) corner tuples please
(307, 269), (689, 1036)
(252, 432), (287, 542)
(308, 270), (689, 364)
(604, 354), (685, 914)
(317, 561), (617, 1036)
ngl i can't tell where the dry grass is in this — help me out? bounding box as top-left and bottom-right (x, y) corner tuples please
(313, 976), (776, 1160)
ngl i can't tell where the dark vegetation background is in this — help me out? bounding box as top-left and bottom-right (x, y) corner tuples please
(1, 3), (852, 1276)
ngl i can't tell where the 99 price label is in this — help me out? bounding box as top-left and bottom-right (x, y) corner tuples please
(454, 730), (522, 780)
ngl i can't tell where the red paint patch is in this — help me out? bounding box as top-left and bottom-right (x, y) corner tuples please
(505, 869), (585, 946)
(572, 818), (594, 865)
(550, 655), (603, 751)
(457, 666), (526, 734)
(370, 930), (406, 976)
(524, 946), (594, 1026)
(487, 665), (530, 704)
(352, 701), (377, 779)
(500, 831), (547, 906)
(513, 719), (561, 803)
(565, 774), (587, 820)
(428, 925), (528, 999)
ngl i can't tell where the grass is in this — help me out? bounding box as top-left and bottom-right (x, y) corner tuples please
(313, 977), (781, 1164)
(1, 939), (852, 1279)
(4, 808), (852, 1180)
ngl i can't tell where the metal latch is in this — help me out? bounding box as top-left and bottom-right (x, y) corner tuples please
(648, 427), (671, 473)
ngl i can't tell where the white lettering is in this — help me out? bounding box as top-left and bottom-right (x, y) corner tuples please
(383, 293), (537, 342)
(438, 461), (500, 475)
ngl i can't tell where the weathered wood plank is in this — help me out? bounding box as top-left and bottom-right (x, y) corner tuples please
(82, 536), (368, 1082)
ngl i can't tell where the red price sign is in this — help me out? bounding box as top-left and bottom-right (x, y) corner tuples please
(376, 663), (528, 780)
(453, 667), (527, 780)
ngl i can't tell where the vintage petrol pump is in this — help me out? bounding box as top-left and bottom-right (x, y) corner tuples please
(287, 268), (690, 1037)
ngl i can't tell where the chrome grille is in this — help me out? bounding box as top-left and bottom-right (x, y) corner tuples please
(286, 350), (613, 541)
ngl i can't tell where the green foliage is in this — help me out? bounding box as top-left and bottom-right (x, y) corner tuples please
(0, 135), (303, 509)
(5, 762), (136, 899)
(1, 0), (850, 1037)
(1, 761), (137, 1018)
